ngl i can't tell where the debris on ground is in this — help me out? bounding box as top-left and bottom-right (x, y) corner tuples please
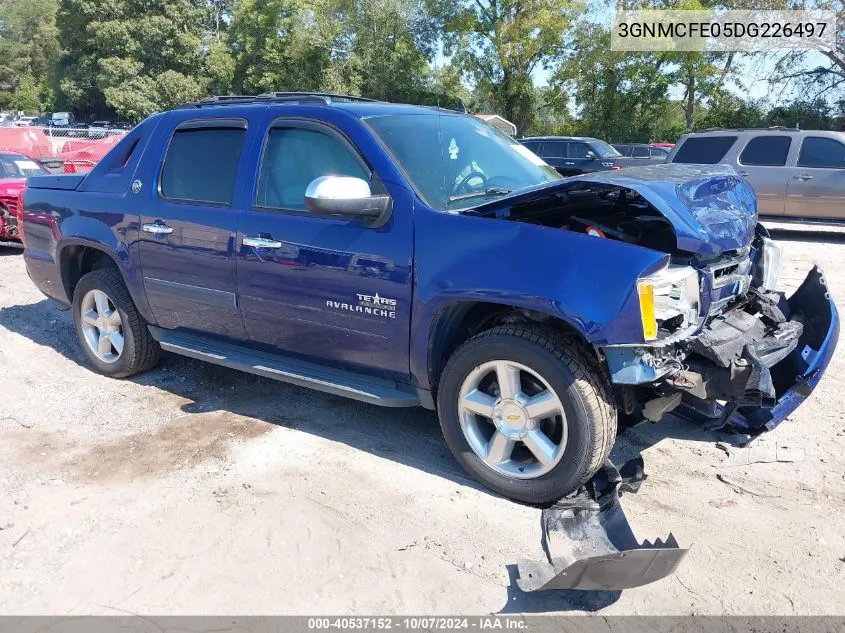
(716, 437), (804, 466)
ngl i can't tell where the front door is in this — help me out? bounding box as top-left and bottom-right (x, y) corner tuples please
(235, 117), (414, 381)
(137, 114), (256, 338)
(786, 135), (845, 220)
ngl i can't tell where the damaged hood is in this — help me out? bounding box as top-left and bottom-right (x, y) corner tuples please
(472, 164), (757, 257)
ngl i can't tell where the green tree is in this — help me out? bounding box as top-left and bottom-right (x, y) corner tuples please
(0, 0), (60, 112)
(551, 24), (673, 141)
(55, 0), (211, 119)
(442, 0), (582, 134)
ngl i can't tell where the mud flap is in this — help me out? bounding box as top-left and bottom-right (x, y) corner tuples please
(516, 459), (688, 592)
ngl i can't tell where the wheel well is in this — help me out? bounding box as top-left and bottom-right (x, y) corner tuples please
(427, 302), (590, 396)
(60, 245), (120, 302)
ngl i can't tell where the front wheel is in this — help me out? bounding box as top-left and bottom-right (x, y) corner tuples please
(437, 325), (617, 505)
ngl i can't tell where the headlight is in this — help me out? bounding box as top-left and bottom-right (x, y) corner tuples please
(637, 265), (700, 341)
(756, 237), (783, 292)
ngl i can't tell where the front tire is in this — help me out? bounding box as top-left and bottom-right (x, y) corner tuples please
(437, 325), (617, 505)
(72, 269), (160, 378)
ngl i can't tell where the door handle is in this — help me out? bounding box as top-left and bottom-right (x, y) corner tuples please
(793, 174), (814, 181)
(142, 221), (173, 235)
(564, 162), (575, 165)
(738, 171), (750, 177)
(243, 235), (283, 249)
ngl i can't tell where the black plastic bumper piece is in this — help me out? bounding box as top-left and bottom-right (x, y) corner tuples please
(516, 459), (688, 592)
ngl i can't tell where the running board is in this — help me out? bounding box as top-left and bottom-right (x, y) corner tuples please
(149, 327), (420, 408)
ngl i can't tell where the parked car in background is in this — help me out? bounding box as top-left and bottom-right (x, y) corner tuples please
(13, 116), (37, 127)
(612, 143), (669, 167)
(0, 151), (47, 246)
(666, 128), (845, 220)
(519, 136), (622, 175)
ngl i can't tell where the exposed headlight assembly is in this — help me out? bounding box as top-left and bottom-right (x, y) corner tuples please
(637, 265), (701, 341)
(755, 237), (783, 292)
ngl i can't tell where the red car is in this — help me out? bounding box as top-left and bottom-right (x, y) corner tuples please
(0, 151), (47, 247)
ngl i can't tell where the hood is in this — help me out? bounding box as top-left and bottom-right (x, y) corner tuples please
(472, 164), (757, 257)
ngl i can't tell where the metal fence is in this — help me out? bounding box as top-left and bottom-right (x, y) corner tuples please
(0, 125), (127, 173)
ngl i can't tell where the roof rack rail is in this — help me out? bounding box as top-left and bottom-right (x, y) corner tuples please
(258, 91), (378, 103)
(180, 92), (379, 109)
(699, 125), (801, 133)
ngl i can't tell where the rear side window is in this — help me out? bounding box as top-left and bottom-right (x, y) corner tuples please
(542, 141), (567, 158)
(522, 141), (542, 153)
(256, 127), (368, 210)
(160, 125), (246, 205)
(632, 146), (650, 158)
(672, 136), (737, 164)
(797, 137), (845, 169)
(739, 136), (791, 166)
(613, 144), (631, 156)
(650, 147), (668, 158)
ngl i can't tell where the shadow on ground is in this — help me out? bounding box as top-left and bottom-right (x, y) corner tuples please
(0, 298), (732, 612)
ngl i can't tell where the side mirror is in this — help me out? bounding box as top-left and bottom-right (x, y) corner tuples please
(304, 176), (391, 227)
(585, 151), (597, 160)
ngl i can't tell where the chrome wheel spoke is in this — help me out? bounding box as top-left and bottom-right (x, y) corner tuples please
(97, 333), (112, 356)
(485, 432), (514, 466)
(523, 429), (557, 466)
(494, 361), (521, 400)
(107, 310), (122, 327)
(461, 389), (497, 419)
(524, 390), (561, 421)
(110, 331), (124, 355)
(81, 309), (99, 326)
(93, 291), (110, 316)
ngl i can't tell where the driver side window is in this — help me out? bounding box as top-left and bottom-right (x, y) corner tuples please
(256, 127), (368, 210)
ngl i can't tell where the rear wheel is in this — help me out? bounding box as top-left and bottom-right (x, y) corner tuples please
(72, 269), (160, 378)
(437, 325), (617, 505)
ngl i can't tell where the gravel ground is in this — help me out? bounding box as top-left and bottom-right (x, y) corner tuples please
(1, 229), (844, 615)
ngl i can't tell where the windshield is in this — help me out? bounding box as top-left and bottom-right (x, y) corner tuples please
(591, 139), (622, 158)
(365, 113), (560, 211)
(0, 155), (47, 177)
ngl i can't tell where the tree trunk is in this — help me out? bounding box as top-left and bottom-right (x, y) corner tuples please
(684, 74), (695, 130)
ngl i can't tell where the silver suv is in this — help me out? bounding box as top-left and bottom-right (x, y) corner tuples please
(666, 128), (845, 220)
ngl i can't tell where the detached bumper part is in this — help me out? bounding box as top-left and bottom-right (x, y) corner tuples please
(516, 459), (688, 592)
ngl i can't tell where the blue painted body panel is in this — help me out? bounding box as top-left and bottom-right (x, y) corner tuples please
(19, 100), (837, 430)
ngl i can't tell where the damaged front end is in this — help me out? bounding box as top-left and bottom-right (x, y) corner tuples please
(606, 252), (839, 434)
(471, 164), (837, 433)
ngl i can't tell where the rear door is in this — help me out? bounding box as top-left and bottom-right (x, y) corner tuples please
(540, 141), (574, 175)
(137, 112), (260, 338)
(786, 135), (845, 220)
(736, 135), (792, 216)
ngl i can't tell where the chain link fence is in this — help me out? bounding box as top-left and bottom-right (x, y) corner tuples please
(0, 125), (127, 174)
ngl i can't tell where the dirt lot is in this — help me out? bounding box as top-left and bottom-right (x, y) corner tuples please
(1, 228), (844, 615)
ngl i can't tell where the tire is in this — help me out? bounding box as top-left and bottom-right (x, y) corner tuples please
(72, 268), (160, 378)
(437, 325), (617, 505)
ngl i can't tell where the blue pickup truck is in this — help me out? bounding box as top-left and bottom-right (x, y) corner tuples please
(21, 93), (838, 504)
